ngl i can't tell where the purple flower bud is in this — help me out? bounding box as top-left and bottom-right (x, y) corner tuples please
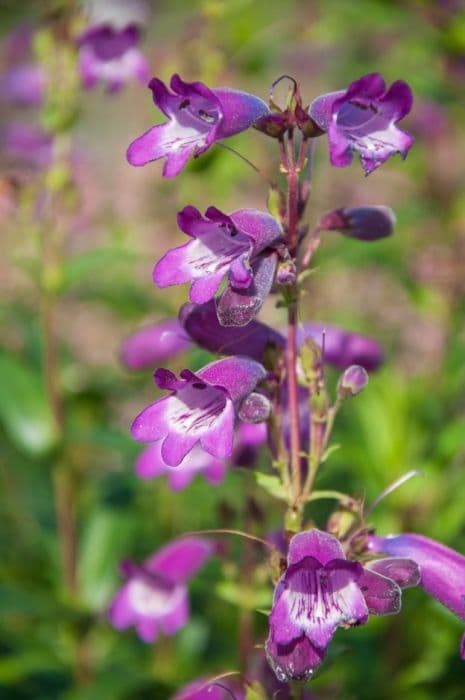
(78, 23), (149, 93)
(276, 258), (297, 285)
(238, 391), (271, 423)
(119, 319), (191, 370)
(309, 73), (414, 175)
(338, 364), (369, 396)
(153, 206), (282, 326)
(109, 537), (212, 643)
(367, 532), (465, 659)
(319, 206), (395, 241)
(127, 74), (269, 177)
(131, 356), (266, 466)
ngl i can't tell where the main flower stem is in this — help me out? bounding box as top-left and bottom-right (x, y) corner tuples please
(284, 131), (302, 509)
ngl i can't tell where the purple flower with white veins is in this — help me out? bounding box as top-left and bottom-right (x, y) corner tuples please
(154, 206), (283, 325)
(127, 73), (269, 177)
(309, 73), (413, 174)
(78, 23), (149, 93)
(266, 529), (419, 681)
(131, 356), (266, 466)
(367, 532), (465, 660)
(109, 536), (212, 642)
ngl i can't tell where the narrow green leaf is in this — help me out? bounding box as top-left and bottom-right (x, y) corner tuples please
(254, 472), (287, 501)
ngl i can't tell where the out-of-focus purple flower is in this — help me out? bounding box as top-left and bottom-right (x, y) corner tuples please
(338, 364), (369, 397)
(154, 206), (282, 326)
(171, 677), (244, 700)
(0, 63), (45, 106)
(181, 301), (284, 362)
(131, 356), (266, 466)
(409, 99), (449, 140)
(231, 421), (267, 468)
(119, 319), (191, 370)
(78, 23), (149, 92)
(1, 123), (52, 170)
(319, 206), (395, 241)
(126, 74), (269, 177)
(297, 323), (384, 371)
(309, 73), (414, 174)
(109, 537), (212, 643)
(135, 442), (227, 491)
(266, 529), (418, 681)
(367, 532), (465, 659)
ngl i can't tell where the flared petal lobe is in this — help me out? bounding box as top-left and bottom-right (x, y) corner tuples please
(309, 73), (413, 174)
(127, 74), (269, 176)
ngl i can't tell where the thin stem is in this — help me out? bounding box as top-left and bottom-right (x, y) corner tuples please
(284, 130), (303, 507)
(215, 142), (274, 187)
(184, 529), (275, 551)
(301, 225), (322, 269)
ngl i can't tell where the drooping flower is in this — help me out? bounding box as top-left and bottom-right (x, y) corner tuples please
(131, 356), (266, 466)
(119, 319), (191, 370)
(154, 206), (283, 326)
(77, 23), (149, 93)
(309, 73), (413, 174)
(109, 537), (212, 642)
(367, 532), (465, 659)
(127, 74), (269, 177)
(180, 301), (385, 370)
(266, 529), (419, 681)
(135, 442), (227, 491)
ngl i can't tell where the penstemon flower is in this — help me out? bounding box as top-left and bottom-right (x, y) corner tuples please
(131, 356), (266, 466)
(77, 23), (149, 92)
(126, 74), (269, 176)
(109, 537), (212, 642)
(309, 73), (414, 174)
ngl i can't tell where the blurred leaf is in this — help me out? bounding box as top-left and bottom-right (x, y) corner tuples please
(254, 472), (287, 501)
(0, 350), (59, 455)
(61, 249), (139, 290)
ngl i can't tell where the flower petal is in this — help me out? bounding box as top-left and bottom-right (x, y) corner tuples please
(131, 396), (170, 442)
(358, 569), (402, 615)
(146, 536), (213, 583)
(287, 529), (345, 566)
(161, 590), (189, 635)
(135, 617), (159, 643)
(120, 319), (191, 370)
(367, 557), (420, 589)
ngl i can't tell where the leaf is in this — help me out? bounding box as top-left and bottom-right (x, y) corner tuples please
(0, 351), (59, 455)
(245, 681), (267, 700)
(254, 472), (287, 501)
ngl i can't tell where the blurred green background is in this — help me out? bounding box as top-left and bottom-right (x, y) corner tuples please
(1, 0), (465, 698)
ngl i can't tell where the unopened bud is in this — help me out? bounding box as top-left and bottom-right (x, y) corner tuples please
(319, 206), (395, 242)
(238, 392), (271, 423)
(338, 364), (368, 397)
(276, 259), (297, 286)
(300, 338), (323, 384)
(327, 503), (360, 539)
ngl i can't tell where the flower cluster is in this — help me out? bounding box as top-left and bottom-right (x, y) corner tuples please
(110, 64), (465, 698)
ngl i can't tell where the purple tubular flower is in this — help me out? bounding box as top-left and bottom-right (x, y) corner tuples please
(367, 533), (465, 659)
(319, 206), (395, 241)
(298, 323), (384, 371)
(1, 123), (53, 170)
(181, 301), (284, 361)
(266, 529), (418, 681)
(135, 442), (227, 491)
(109, 536), (212, 643)
(0, 63), (45, 106)
(119, 319), (191, 370)
(131, 356), (266, 466)
(309, 73), (414, 174)
(126, 74), (269, 177)
(154, 206), (282, 325)
(78, 23), (149, 92)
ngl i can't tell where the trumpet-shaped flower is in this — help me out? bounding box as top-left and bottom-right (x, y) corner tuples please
(367, 532), (465, 659)
(131, 356), (266, 466)
(127, 74), (269, 176)
(266, 529), (419, 681)
(109, 537), (212, 642)
(154, 206), (282, 325)
(309, 73), (413, 174)
(78, 23), (149, 92)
